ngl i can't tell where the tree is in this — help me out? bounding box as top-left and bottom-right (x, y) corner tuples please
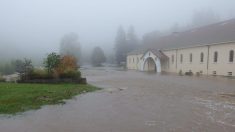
(91, 47), (106, 66)
(23, 58), (33, 74)
(56, 55), (78, 74)
(60, 32), (81, 64)
(12, 59), (24, 74)
(115, 26), (127, 64)
(44, 52), (60, 74)
(126, 26), (139, 51)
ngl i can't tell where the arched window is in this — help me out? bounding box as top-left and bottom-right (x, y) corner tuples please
(180, 54), (183, 63)
(189, 53), (193, 63)
(214, 51), (218, 62)
(229, 50), (234, 62)
(200, 52), (204, 62)
(172, 55), (174, 64)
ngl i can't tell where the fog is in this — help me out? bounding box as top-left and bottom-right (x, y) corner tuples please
(0, 0), (235, 64)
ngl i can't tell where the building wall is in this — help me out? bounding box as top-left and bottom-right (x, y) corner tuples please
(171, 46), (208, 75)
(127, 42), (235, 76)
(127, 54), (143, 70)
(208, 43), (235, 76)
(162, 50), (177, 73)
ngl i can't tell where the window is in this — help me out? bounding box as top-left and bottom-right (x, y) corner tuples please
(172, 55), (174, 64)
(200, 52), (204, 62)
(189, 53), (193, 63)
(180, 54), (183, 63)
(133, 58), (134, 63)
(214, 51), (218, 63)
(213, 71), (217, 75)
(229, 50), (234, 62)
(137, 57), (139, 63)
(228, 72), (233, 76)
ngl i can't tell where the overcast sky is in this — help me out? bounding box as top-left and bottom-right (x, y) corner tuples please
(0, 0), (235, 60)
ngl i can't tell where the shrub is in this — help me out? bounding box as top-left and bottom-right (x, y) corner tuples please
(59, 69), (81, 79)
(28, 69), (53, 80)
(44, 52), (60, 74)
(178, 70), (183, 76)
(196, 72), (200, 76)
(185, 71), (193, 76)
(0, 75), (5, 82)
(56, 55), (78, 75)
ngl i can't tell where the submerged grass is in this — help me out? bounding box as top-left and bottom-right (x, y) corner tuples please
(0, 82), (100, 115)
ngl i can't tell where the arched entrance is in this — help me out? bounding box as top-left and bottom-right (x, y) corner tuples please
(143, 57), (157, 72)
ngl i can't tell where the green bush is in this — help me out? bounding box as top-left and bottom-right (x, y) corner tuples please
(59, 70), (81, 79)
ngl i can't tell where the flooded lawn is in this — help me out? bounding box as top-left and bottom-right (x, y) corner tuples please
(1, 67), (235, 132)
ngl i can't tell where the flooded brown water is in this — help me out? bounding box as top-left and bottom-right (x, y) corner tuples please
(1, 67), (235, 132)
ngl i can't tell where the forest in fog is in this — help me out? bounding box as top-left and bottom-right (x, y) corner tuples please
(0, 0), (235, 75)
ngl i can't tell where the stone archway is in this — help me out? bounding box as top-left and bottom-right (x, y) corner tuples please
(143, 57), (157, 72)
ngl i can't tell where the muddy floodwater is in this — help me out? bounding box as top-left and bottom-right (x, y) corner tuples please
(1, 67), (235, 132)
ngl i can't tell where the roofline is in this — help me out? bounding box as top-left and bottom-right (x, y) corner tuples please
(140, 49), (157, 59)
(127, 49), (147, 55)
(162, 41), (235, 51)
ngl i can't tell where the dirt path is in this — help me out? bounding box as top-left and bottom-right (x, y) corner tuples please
(1, 67), (235, 132)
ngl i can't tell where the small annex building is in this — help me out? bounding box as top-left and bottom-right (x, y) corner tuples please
(127, 19), (235, 76)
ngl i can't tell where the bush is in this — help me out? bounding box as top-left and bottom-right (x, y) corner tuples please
(55, 55), (78, 74)
(178, 70), (183, 76)
(59, 69), (81, 79)
(44, 52), (60, 74)
(28, 69), (53, 80)
(0, 75), (5, 82)
(185, 71), (193, 76)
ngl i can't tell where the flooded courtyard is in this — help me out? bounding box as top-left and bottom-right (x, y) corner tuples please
(1, 67), (235, 132)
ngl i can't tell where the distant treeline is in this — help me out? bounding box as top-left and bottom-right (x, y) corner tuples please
(0, 60), (19, 75)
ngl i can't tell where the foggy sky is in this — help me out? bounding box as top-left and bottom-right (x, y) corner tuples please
(0, 0), (235, 61)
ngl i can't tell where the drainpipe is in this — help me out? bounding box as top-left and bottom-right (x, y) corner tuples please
(176, 49), (178, 70)
(207, 45), (210, 76)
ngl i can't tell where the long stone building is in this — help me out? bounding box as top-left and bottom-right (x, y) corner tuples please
(127, 19), (235, 76)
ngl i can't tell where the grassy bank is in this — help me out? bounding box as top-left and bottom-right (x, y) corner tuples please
(0, 82), (100, 114)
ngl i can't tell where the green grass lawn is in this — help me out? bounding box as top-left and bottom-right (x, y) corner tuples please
(0, 82), (100, 115)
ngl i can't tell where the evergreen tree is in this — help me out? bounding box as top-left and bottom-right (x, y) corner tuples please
(91, 47), (106, 66)
(126, 26), (139, 52)
(115, 26), (127, 64)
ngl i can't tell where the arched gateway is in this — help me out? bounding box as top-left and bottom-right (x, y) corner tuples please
(143, 57), (156, 72)
(140, 49), (168, 73)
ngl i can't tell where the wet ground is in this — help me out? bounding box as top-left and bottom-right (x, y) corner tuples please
(1, 67), (235, 132)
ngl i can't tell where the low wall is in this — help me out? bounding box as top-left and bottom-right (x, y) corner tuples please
(17, 78), (87, 84)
